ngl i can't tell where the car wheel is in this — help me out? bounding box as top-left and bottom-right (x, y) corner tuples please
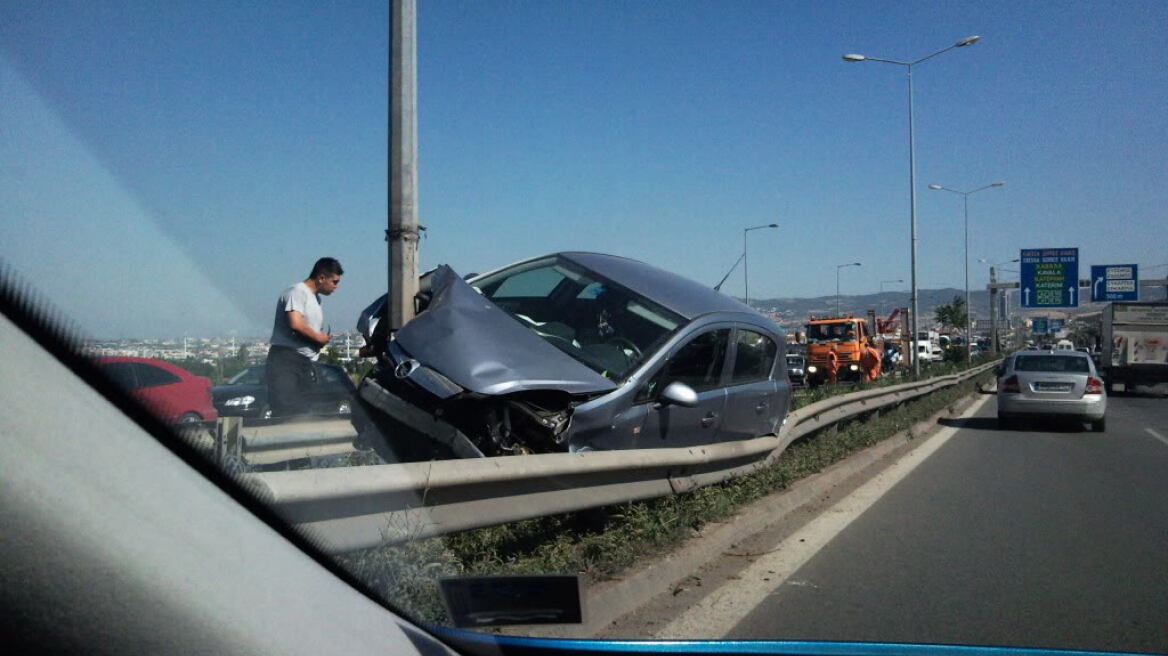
(1091, 417), (1106, 433)
(177, 412), (202, 425)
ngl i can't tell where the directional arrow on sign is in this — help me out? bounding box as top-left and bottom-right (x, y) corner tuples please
(1094, 277), (1103, 298)
(1023, 287), (1031, 305)
(1068, 287), (1076, 305)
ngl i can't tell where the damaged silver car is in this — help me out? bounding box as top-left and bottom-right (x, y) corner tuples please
(353, 252), (791, 461)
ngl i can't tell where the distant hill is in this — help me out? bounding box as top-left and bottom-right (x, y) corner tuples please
(742, 285), (1167, 331)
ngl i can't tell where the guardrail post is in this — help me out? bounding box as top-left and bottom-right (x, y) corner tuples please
(216, 417), (242, 465)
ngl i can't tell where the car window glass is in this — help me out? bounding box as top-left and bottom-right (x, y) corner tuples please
(731, 329), (776, 384)
(576, 282), (604, 299)
(1014, 355), (1090, 373)
(318, 366), (346, 384)
(133, 363), (182, 388)
(99, 362), (140, 390)
(228, 366), (265, 386)
(661, 329), (731, 393)
(489, 265), (568, 299)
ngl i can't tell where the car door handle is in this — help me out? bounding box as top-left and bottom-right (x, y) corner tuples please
(755, 401), (768, 413)
(700, 413), (718, 428)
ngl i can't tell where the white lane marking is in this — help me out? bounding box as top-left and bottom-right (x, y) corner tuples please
(1147, 428), (1168, 447)
(653, 395), (992, 639)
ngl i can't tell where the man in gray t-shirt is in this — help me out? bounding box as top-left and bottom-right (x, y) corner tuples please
(265, 257), (343, 416)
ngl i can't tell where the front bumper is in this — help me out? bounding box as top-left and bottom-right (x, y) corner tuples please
(214, 404), (264, 418)
(806, 363), (863, 384)
(997, 393), (1106, 420)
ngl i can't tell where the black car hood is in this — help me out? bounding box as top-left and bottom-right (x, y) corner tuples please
(393, 266), (618, 397)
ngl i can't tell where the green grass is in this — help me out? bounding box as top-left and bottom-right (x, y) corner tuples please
(334, 367), (995, 624)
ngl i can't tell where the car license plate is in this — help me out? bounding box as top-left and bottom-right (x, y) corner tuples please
(1035, 382), (1073, 392)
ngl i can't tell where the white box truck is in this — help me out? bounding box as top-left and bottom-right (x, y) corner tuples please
(1100, 301), (1168, 392)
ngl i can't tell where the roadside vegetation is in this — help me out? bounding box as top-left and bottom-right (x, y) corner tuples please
(335, 362), (996, 624)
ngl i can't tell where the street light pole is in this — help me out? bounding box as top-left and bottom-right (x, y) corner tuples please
(843, 35), (981, 376)
(929, 182), (1005, 356)
(743, 223), (779, 306)
(880, 279), (904, 316)
(836, 262), (862, 315)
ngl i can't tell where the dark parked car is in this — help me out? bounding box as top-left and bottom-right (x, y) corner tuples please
(212, 363), (357, 419)
(786, 353), (807, 388)
(353, 252), (792, 462)
(94, 356), (218, 424)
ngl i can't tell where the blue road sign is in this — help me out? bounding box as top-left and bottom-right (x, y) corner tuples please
(1031, 317), (1049, 334)
(1020, 248), (1079, 308)
(1050, 318), (1066, 333)
(1090, 264), (1139, 302)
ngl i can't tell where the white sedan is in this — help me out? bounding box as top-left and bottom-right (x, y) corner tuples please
(996, 351), (1107, 432)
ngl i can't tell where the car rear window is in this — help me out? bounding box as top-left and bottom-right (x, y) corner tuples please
(1014, 355), (1090, 373)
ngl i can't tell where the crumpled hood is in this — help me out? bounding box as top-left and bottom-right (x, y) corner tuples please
(393, 266), (618, 396)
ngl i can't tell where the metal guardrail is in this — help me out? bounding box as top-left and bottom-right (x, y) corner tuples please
(180, 417), (362, 467)
(241, 361), (997, 554)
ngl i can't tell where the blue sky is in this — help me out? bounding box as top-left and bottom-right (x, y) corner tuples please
(2, 1), (1165, 338)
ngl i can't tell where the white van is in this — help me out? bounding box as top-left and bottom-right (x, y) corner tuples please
(916, 341), (935, 363)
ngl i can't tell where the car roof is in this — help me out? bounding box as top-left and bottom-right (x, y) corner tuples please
(94, 356), (195, 377)
(557, 252), (762, 322)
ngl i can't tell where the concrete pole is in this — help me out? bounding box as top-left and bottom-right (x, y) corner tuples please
(389, 0), (420, 330)
(907, 67), (920, 376)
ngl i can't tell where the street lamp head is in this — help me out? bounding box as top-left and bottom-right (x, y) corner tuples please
(991, 181), (1005, 187)
(853, 262), (862, 267)
(842, 54), (866, 62)
(767, 223), (779, 228)
(928, 184), (943, 190)
(955, 35), (981, 47)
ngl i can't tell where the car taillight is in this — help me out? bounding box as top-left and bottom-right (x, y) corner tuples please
(1000, 375), (1020, 393)
(1085, 376), (1104, 394)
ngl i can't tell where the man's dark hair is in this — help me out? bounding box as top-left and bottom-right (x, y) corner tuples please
(310, 257), (344, 278)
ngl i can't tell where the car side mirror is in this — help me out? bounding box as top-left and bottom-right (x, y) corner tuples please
(659, 381), (698, 408)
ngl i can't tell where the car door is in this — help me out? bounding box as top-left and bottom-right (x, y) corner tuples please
(130, 362), (184, 422)
(720, 326), (785, 441)
(306, 364), (355, 415)
(637, 327), (732, 448)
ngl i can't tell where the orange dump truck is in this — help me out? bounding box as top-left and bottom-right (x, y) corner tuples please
(804, 314), (878, 386)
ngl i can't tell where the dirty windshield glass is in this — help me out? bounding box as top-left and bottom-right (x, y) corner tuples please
(806, 321), (859, 343)
(3, 1), (1167, 654)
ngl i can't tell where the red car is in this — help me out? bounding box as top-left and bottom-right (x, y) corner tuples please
(94, 356), (218, 424)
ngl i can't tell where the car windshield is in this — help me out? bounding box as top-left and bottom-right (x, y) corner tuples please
(4, 2), (1167, 655)
(1014, 355), (1091, 373)
(470, 257), (684, 381)
(227, 366), (265, 386)
(805, 322), (858, 344)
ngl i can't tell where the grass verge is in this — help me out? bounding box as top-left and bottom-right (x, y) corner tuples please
(335, 367), (995, 623)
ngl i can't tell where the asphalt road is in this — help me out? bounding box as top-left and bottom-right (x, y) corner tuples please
(725, 393), (1168, 653)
